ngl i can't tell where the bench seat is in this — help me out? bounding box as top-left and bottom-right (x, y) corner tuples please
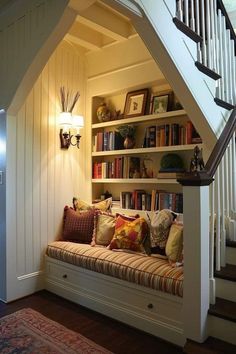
(46, 241), (183, 297)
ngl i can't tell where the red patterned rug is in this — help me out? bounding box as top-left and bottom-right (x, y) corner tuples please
(0, 308), (113, 353)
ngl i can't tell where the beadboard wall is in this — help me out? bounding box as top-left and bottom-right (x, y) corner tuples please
(5, 40), (87, 301)
(0, 0), (74, 113)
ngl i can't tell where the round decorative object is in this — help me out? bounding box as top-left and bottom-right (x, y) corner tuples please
(160, 153), (184, 170)
(97, 103), (111, 122)
(123, 135), (135, 149)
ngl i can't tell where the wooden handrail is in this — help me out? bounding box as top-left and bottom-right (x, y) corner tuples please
(178, 106), (236, 186)
(217, 0), (236, 44)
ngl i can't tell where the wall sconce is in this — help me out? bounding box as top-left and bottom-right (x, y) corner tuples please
(59, 112), (84, 149)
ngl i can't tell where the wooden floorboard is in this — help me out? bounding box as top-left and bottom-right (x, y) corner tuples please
(0, 290), (182, 354)
(1, 290), (236, 353)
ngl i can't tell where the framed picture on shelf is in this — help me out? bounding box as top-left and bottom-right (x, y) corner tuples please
(151, 94), (169, 114)
(150, 90), (174, 114)
(124, 89), (149, 118)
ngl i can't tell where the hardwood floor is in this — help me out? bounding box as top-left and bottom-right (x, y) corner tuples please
(2, 290), (236, 353)
(0, 290), (182, 354)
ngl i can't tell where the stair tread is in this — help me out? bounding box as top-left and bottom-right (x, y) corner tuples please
(184, 336), (236, 353)
(214, 263), (236, 281)
(209, 297), (236, 323)
(226, 240), (236, 248)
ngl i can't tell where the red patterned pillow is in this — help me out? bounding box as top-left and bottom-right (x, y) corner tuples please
(108, 215), (148, 252)
(62, 206), (96, 243)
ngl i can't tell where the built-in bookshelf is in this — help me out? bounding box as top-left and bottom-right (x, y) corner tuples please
(91, 94), (203, 212)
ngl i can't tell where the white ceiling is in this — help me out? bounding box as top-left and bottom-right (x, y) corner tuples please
(66, 1), (136, 53)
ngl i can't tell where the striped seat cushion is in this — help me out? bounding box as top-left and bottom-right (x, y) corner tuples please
(46, 241), (183, 297)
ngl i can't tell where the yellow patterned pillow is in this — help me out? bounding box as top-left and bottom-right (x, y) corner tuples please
(73, 197), (112, 213)
(165, 223), (183, 263)
(108, 215), (148, 252)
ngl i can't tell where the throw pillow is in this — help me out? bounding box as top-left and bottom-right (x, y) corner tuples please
(73, 197), (112, 213)
(108, 215), (148, 253)
(62, 206), (96, 243)
(150, 209), (174, 249)
(91, 211), (116, 246)
(165, 223), (183, 263)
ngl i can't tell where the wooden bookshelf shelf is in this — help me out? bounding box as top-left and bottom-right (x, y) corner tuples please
(92, 144), (203, 156)
(92, 109), (187, 129)
(92, 178), (178, 184)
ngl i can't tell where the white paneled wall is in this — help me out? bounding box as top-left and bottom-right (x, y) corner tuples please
(6, 41), (87, 301)
(0, 0), (72, 112)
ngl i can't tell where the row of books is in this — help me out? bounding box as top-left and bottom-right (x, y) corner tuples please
(93, 157), (141, 179)
(120, 189), (183, 213)
(93, 131), (124, 152)
(143, 121), (202, 148)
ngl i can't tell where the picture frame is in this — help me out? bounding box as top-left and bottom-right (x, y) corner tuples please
(151, 94), (169, 114)
(124, 89), (149, 118)
(150, 90), (174, 114)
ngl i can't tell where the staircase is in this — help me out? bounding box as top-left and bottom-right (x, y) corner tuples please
(173, 0), (236, 347)
(106, 0), (236, 347)
(208, 241), (236, 345)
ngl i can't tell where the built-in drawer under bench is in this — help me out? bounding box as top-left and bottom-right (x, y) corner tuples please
(45, 241), (185, 346)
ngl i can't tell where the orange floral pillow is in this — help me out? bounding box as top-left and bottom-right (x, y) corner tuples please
(108, 215), (148, 253)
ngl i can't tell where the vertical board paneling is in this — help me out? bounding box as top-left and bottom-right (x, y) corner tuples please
(40, 62), (49, 254)
(47, 51), (56, 246)
(25, 90), (34, 274)
(13, 41), (86, 281)
(32, 77), (41, 272)
(16, 106), (26, 276)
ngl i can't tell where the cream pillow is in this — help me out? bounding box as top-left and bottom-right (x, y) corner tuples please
(91, 212), (115, 246)
(165, 223), (183, 263)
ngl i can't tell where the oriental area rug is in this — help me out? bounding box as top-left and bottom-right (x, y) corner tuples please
(0, 308), (112, 353)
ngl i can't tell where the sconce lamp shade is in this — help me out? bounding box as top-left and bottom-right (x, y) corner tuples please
(58, 112), (72, 127)
(73, 115), (84, 128)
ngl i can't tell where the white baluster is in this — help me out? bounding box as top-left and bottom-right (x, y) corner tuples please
(213, 0), (219, 74)
(210, 0), (216, 72)
(176, 0), (183, 22)
(232, 132), (236, 214)
(206, 0), (212, 69)
(184, 0), (189, 27)
(190, 0), (195, 31)
(234, 54), (236, 105)
(201, 0), (207, 66)
(230, 40), (235, 104)
(209, 182), (216, 304)
(195, 0), (202, 62)
(219, 160), (226, 267)
(227, 32), (233, 104)
(217, 10), (225, 101)
(224, 149), (230, 217)
(222, 17), (230, 103)
(195, 0), (200, 35)
(215, 169), (221, 271)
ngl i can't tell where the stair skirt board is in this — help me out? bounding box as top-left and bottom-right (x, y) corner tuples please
(208, 315), (236, 346)
(215, 278), (236, 302)
(45, 257), (185, 346)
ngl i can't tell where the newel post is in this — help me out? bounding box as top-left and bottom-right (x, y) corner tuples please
(178, 172), (213, 343)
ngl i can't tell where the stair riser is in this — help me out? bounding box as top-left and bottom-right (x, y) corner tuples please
(226, 247), (236, 265)
(216, 278), (236, 302)
(208, 315), (236, 345)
